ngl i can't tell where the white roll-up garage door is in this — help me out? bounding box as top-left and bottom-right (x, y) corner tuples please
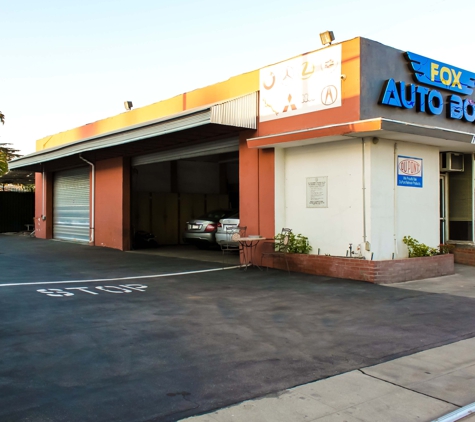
(53, 167), (90, 243)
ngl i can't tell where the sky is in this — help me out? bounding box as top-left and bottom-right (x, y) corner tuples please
(2, 0), (474, 155)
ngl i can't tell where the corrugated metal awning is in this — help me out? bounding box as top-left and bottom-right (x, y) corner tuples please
(9, 92), (257, 170)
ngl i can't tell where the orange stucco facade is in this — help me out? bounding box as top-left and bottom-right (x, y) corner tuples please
(34, 172), (53, 239)
(257, 38), (360, 138)
(95, 157), (131, 250)
(15, 35), (475, 282)
(31, 38), (362, 251)
(238, 38), (360, 254)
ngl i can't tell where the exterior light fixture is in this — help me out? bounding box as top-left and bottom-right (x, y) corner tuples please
(320, 31), (335, 46)
(124, 101), (133, 111)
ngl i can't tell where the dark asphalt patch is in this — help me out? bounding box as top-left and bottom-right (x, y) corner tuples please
(1, 235), (475, 421)
(0, 235), (232, 284)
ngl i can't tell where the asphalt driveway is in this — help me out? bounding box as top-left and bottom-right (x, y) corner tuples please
(1, 235), (475, 421)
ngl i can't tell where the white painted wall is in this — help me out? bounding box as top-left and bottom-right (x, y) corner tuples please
(281, 139), (366, 257)
(369, 139), (439, 259)
(278, 138), (440, 260)
(368, 139), (394, 259)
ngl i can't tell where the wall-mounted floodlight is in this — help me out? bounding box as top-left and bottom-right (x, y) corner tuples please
(124, 101), (133, 111)
(320, 31), (335, 46)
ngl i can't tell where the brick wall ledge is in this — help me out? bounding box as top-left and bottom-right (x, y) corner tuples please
(452, 245), (475, 266)
(261, 253), (455, 284)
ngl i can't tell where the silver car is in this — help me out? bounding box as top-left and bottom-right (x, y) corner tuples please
(215, 213), (240, 246)
(183, 210), (236, 249)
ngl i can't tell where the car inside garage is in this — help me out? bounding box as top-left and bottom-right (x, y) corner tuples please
(131, 138), (239, 251)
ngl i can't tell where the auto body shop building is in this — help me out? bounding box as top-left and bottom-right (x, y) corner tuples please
(10, 37), (475, 281)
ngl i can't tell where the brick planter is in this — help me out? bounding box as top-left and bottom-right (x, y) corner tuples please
(261, 253), (454, 284)
(452, 245), (475, 266)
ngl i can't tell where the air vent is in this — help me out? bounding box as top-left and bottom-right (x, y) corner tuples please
(440, 152), (464, 172)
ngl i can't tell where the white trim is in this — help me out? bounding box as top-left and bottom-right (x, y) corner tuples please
(0, 266), (241, 288)
(247, 118), (475, 145)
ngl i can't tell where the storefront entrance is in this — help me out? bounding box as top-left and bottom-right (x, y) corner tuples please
(441, 153), (474, 243)
(440, 174), (447, 244)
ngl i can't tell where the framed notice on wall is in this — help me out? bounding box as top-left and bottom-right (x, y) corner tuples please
(397, 156), (423, 188)
(306, 176), (328, 208)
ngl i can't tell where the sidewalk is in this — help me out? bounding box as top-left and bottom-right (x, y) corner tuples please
(181, 264), (475, 422)
(181, 335), (475, 422)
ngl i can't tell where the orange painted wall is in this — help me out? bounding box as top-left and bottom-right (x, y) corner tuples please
(258, 148), (275, 238)
(35, 71), (259, 152)
(258, 38), (361, 137)
(239, 131), (259, 236)
(31, 38), (363, 257)
(185, 70), (259, 109)
(34, 173), (53, 239)
(95, 157), (131, 250)
(239, 130), (275, 262)
(239, 38), (362, 251)
(35, 39), (358, 153)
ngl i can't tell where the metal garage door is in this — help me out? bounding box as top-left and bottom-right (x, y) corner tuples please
(132, 137), (239, 166)
(53, 167), (90, 243)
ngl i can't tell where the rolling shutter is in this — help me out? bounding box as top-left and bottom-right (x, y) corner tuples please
(53, 167), (90, 243)
(132, 137), (239, 167)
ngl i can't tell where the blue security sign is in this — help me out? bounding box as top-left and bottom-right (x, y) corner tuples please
(397, 156), (423, 188)
(406, 52), (475, 95)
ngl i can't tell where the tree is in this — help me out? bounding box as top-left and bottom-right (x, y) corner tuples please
(0, 113), (22, 176)
(0, 143), (21, 176)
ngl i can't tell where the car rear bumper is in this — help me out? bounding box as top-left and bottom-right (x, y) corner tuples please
(183, 232), (216, 245)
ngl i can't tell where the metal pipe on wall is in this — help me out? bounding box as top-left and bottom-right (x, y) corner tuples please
(362, 138), (367, 244)
(79, 154), (95, 243)
(393, 142), (398, 257)
(42, 166), (46, 220)
(472, 153), (475, 242)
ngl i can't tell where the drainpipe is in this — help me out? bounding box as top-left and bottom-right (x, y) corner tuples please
(42, 165), (46, 221)
(393, 143), (398, 257)
(362, 139), (367, 245)
(79, 154), (95, 243)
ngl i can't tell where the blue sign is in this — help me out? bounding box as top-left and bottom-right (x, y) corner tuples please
(379, 51), (475, 127)
(406, 52), (475, 95)
(397, 156), (423, 188)
(379, 78), (475, 123)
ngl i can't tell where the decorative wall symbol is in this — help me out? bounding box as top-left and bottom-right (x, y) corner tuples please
(283, 94), (298, 112)
(263, 72), (276, 90)
(321, 85), (338, 106)
(259, 45), (342, 122)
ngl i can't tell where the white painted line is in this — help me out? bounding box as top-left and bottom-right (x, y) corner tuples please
(0, 266), (241, 288)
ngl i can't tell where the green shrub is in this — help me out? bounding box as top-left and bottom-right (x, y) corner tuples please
(402, 236), (438, 257)
(275, 232), (312, 254)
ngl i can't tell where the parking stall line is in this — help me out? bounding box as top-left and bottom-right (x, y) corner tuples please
(0, 265), (241, 288)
